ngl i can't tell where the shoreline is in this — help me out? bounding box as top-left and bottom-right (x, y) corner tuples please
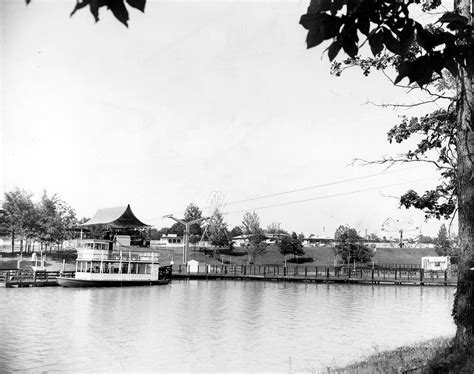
(326, 336), (453, 373)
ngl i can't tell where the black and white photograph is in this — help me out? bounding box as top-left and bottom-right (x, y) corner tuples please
(1, 0), (473, 372)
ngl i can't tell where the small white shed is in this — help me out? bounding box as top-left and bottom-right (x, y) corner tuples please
(187, 260), (199, 273)
(421, 256), (450, 271)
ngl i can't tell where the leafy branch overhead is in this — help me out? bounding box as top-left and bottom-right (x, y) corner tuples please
(26, 0), (147, 27)
(299, 0), (472, 87)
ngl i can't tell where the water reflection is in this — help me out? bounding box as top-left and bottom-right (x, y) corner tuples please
(0, 282), (455, 372)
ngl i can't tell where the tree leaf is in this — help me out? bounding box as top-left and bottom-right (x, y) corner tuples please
(327, 41), (342, 61)
(89, 0), (103, 22)
(438, 12), (468, 25)
(342, 38), (358, 58)
(369, 29), (384, 56)
(357, 15), (370, 36)
(126, 0), (145, 12)
(70, 0), (90, 17)
(307, 0), (332, 14)
(383, 28), (401, 55)
(299, 14), (319, 30)
(306, 27), (325, 48)
(108, 0), (129, 27)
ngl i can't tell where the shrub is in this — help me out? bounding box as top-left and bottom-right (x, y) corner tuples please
(287, 257), (313, 264)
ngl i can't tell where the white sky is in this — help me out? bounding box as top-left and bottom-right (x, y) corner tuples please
(1, 0), (455, 238)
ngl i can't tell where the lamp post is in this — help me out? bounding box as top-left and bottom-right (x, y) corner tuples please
(163, 214), (209, 265)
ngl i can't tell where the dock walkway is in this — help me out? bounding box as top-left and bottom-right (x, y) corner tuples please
(172, 264), (457, 286)
(0, 265), (457, 287)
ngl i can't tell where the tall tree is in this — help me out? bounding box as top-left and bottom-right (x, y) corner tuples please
(300, 0), (473, 361)
(334, 225), (373, 264)
(229, 226), (243, 239)
(241, 211), (267, 264)
(435, 223), (453, 256)
(37, 191), (77, 251)
(183, 202), (203, 244)
(207, 208), (229, 248)
(1, 188), (36, 253)
(279, 232), (305, 260)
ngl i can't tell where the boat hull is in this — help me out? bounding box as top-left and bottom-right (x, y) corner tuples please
(57, 277), (171, 288)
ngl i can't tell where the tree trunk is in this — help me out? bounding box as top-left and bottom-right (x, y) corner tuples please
(452, 0), (474, 355)
(11, 230), (15, 253)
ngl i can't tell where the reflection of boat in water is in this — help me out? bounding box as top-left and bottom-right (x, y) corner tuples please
(57, 205), (172, 288)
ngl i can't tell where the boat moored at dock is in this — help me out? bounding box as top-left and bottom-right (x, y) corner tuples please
(57, 205), (172, 287)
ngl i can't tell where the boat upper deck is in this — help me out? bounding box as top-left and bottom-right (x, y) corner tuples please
(77, 239), (160, 263)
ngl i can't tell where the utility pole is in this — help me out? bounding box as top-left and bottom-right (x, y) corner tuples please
(163, 214), (209, 265)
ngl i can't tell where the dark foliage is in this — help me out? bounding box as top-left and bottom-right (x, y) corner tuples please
(287, 257), (314, 264)
(300, 1), (471, 87)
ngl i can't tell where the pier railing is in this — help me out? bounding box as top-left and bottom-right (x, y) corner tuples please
(173, 264), (458, 286)
(0, 270), (75, 287)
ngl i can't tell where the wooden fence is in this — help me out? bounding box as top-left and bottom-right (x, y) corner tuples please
(173, 264), (458, 286)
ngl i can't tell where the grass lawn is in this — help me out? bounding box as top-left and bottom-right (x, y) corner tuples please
(174, 245), (439, 267)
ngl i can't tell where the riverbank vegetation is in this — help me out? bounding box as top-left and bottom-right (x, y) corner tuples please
(0, 188), (78, 253)
(328, 337), (453, 374)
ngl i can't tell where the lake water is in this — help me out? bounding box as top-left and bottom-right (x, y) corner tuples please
(0, 281), (455, 372)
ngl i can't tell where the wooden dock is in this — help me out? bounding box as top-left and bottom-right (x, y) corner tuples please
(0, 265), (457, 287)
(171, 264), (458, 287)
(0, 270), (75, 288)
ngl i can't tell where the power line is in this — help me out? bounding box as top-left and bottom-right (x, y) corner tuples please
(220, 166), (424, 208)
(145, 165), (425, 221)
(221, 177), (436, 216)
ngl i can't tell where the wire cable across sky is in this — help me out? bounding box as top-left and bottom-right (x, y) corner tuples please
(146, 165), (432, 222)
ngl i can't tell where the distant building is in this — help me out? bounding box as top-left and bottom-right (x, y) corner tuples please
(150, 234), (183, 248)
(421, 256), (450, 271)
(303, 236), (333, 247)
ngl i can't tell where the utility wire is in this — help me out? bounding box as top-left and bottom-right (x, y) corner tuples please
(219, 165), (424, 208)
(221, 177), (436, 216)
(146, 165), (425, 221)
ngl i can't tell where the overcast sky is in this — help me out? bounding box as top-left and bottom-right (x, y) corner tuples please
(1, 0), (454, 238)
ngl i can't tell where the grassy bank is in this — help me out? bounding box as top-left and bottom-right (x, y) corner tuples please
(176, 245), (439, 267)
(327, 337), (452, 374)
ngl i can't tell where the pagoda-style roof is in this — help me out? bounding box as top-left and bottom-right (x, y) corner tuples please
(80, 205), (150, 228)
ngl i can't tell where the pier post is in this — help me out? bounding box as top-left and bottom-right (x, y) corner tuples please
(326, 267), (329, 278)
(263, 266), (266, 277)
(305, 267), (307, 279)
(395, 267), (398, 281)
(315, 266), (318, 279)
(284, 267), (287, 277)
(444, 270), (447, 285)
(371, 268), (374, 281)
(420, 269), (424, 284)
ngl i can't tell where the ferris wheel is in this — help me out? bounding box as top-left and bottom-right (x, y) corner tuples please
(381, 217), (421, 247)
(206, 191), (226, 217)
(200, 191), (228, 243)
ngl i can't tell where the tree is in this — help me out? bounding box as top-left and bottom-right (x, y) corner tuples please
(300, 0), (473, 360)
(435, 223), (453, 256)
(169, 222), (184, 237)
(334, 225), (373, 264)
(229, 226), (243, 239)
(279, 232), (305, 260)
(184, 203), (203, 244)
(37, 191), (77, 251)
(207, 208), (229, 248)
(241, 211), (267, 264)
(417, 234), (434, 244)
(1, 188), (37, 253)
(266, 222), (288, 235)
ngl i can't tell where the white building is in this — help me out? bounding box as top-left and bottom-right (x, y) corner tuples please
(421, 256), (450, 271)
(150, 234), (183, 248)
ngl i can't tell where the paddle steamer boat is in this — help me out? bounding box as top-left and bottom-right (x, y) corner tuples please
(57, 205), (172, 287)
